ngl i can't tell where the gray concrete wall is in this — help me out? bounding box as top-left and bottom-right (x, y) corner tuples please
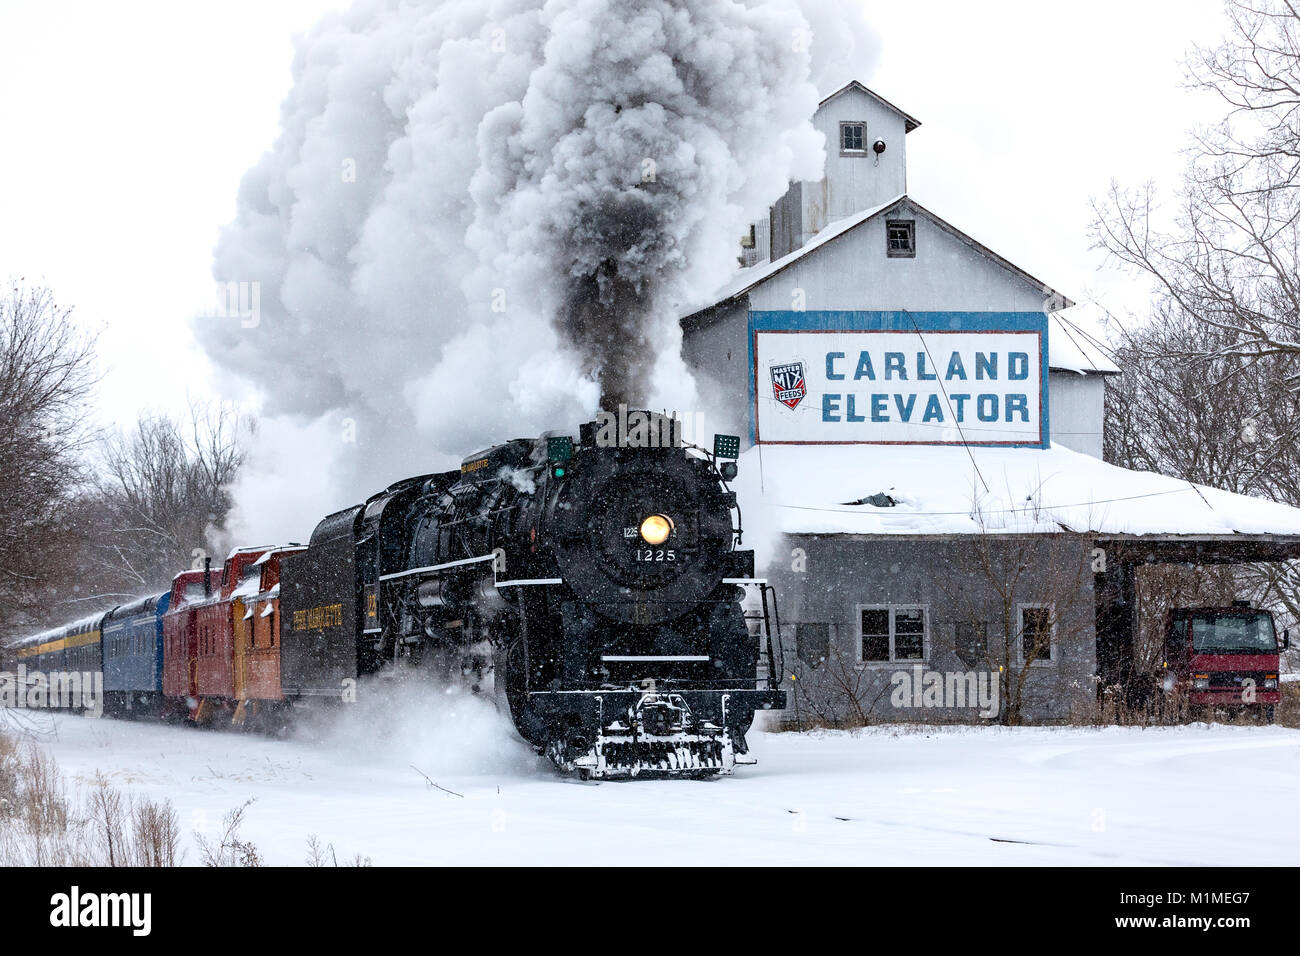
(763, 533), (1098, 724)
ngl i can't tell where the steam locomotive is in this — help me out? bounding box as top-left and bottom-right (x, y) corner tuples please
(279, 415), (785, 777)
(6, 414), (785, 779)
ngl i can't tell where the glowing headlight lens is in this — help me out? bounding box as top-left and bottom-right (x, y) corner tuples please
(639, 514), (674, 545)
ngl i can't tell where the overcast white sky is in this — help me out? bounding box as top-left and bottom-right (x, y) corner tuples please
(0, 0), (1230, 427)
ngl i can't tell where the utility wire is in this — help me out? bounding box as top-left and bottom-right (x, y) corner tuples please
(902, 308), (990, 492)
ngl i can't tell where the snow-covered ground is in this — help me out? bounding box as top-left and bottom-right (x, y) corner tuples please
(18, 695), (1300, 866)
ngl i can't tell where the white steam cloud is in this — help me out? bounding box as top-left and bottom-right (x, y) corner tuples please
(199, 0), (878, 543)
(293, 674), (541, 777)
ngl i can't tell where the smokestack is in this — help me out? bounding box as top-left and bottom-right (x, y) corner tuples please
(195, 1), (875, 542)
(204, 556), (212, 598)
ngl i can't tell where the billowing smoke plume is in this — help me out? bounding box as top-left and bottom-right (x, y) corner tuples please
(198, 0), (878, 543)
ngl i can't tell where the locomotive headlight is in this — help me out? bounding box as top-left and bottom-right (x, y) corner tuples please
(639, 514), (674, 545)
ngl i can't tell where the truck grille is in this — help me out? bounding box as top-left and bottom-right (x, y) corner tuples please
(1207, 671), (1267, 689)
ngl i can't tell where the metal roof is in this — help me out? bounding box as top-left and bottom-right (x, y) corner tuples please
(820, 80), (922, 133)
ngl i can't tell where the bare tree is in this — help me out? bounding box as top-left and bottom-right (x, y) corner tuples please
(0, 280), (98, 639)
(939, 525), (1095, 726)
(1092, 0), (1300, 368)
(1103, 304), (1300, 498)
(76, 401), (251, 598)
(1103, 300), (1300, 644)
(1092, 1), (1300, 663)
(784, 637), (895, 730)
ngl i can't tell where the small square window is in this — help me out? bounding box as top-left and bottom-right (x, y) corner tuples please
(840, 121), (866, 153)
(887, 220), (915, 258)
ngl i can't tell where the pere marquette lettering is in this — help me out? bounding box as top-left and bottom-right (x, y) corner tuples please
(820, 350), (1033, 424)
(292, 603), (344, 631)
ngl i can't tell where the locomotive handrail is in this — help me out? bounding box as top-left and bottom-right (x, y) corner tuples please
(378, 553), (497, 581)
(760, 583), (783, 690)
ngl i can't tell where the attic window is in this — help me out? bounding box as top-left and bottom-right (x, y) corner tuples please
(840, 121), (866, 154)
(887, 219), (915, 258)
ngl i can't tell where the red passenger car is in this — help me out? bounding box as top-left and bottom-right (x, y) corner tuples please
(163, 547), (304, 724)
(161, 566), (223, 716)
(229, 545), (305, 723)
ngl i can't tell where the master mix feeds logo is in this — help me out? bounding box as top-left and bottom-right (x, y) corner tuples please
(769, 361), (806, 409)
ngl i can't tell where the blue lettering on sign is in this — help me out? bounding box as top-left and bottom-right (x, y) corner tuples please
(748, 310), (1048, 447)
(818, 392), (1033, 426)
(917, 353), (936, 381)
(854, 352), (875, 380)
(846, 394), (866, 422)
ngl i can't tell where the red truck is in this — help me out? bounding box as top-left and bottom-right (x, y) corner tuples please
(1162, 602), (1290, 722)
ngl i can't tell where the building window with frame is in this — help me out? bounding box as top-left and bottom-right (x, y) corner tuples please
(887, 219), (915, 257)
(859, 605), (927, 662)
(840, 121), (866, 154)
(1018, 604), (1056, 664)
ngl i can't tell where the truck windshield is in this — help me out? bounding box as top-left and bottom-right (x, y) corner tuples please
(1190, 613), (1277, 653)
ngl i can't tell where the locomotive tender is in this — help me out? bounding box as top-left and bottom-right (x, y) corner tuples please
(280, 415), (785, 777)
(3, 414), (785, 779)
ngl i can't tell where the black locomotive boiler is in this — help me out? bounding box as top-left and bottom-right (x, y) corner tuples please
(278, 416), (786, 777)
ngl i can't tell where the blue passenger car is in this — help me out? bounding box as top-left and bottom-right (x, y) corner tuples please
(10, 612), (107, 711)
(101, 592), (169, 716)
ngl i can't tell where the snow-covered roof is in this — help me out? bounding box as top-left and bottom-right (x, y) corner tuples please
(736, 442), (1300, 538)
(1050, 312), (1120, 376)
(253, 544), (305, 566)
(229, 576), (264, 600)
(683, 196), (1121, 376)
(10, 612), (107, 650)
(227, 544), (274, 561)
(819, 80), (922, 133)
(692, 194), (907, 309)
